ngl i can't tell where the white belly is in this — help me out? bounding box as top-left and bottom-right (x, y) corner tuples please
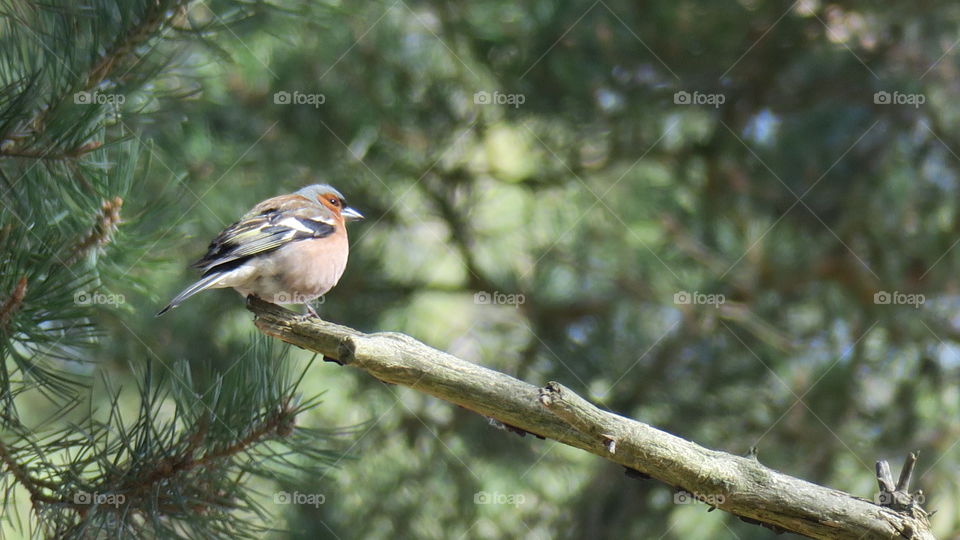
(211, 240), (348, 304)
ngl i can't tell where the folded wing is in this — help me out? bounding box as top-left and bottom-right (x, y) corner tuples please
(193, 210), (336, 274)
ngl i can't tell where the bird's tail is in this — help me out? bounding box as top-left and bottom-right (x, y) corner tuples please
(156, 273), (224, 316)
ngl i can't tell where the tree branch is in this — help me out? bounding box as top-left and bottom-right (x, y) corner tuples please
(0, 276), (27, 331)
(247, 297), (934, 539)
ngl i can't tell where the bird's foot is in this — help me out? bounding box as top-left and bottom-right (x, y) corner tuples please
(299, 302), (321, 320)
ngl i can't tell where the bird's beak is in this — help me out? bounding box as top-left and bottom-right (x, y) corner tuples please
(341, 206), (364, 221)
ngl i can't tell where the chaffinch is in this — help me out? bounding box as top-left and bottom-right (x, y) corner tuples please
(157, 184), (363, 316)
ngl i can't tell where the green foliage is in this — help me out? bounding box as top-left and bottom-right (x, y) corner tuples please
(0, 1), (345, 538)
(6, 337), (338, 539)
(4, 0), (960, 538)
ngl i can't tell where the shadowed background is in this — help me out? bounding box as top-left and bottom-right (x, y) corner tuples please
(7, 0), (960, 538)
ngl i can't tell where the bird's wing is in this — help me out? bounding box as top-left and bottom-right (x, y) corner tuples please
(192, 197), (337, 274)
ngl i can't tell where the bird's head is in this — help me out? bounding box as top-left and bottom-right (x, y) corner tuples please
(297, 184), (364, 221)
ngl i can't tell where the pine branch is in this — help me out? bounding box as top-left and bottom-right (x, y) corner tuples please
(0, 437), (61, 505)
(119, 399), (294, 502)
(65, 196), (123, 266)
(0, 276), (27, 331)
(0, 1), (193, 161)
(85, 1), (191, 90)
(247, 296), (936, 540)
(0, 401), (292, 516)
(0, 340), (338, 538)
(0, 140), (102, 160)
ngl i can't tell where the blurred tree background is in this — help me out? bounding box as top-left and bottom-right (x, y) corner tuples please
(3, 0), (960, 538)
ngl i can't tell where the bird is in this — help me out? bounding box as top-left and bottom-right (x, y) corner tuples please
(157, 184), (363, 316)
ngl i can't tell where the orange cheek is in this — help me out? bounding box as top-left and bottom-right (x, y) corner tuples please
(316, 197), (343, 217)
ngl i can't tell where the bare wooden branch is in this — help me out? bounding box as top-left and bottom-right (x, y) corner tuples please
(877, 453), (928, 523)
(247, 296), (935, 540)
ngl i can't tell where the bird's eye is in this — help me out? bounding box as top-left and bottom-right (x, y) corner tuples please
(328, 197), (340, 207)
